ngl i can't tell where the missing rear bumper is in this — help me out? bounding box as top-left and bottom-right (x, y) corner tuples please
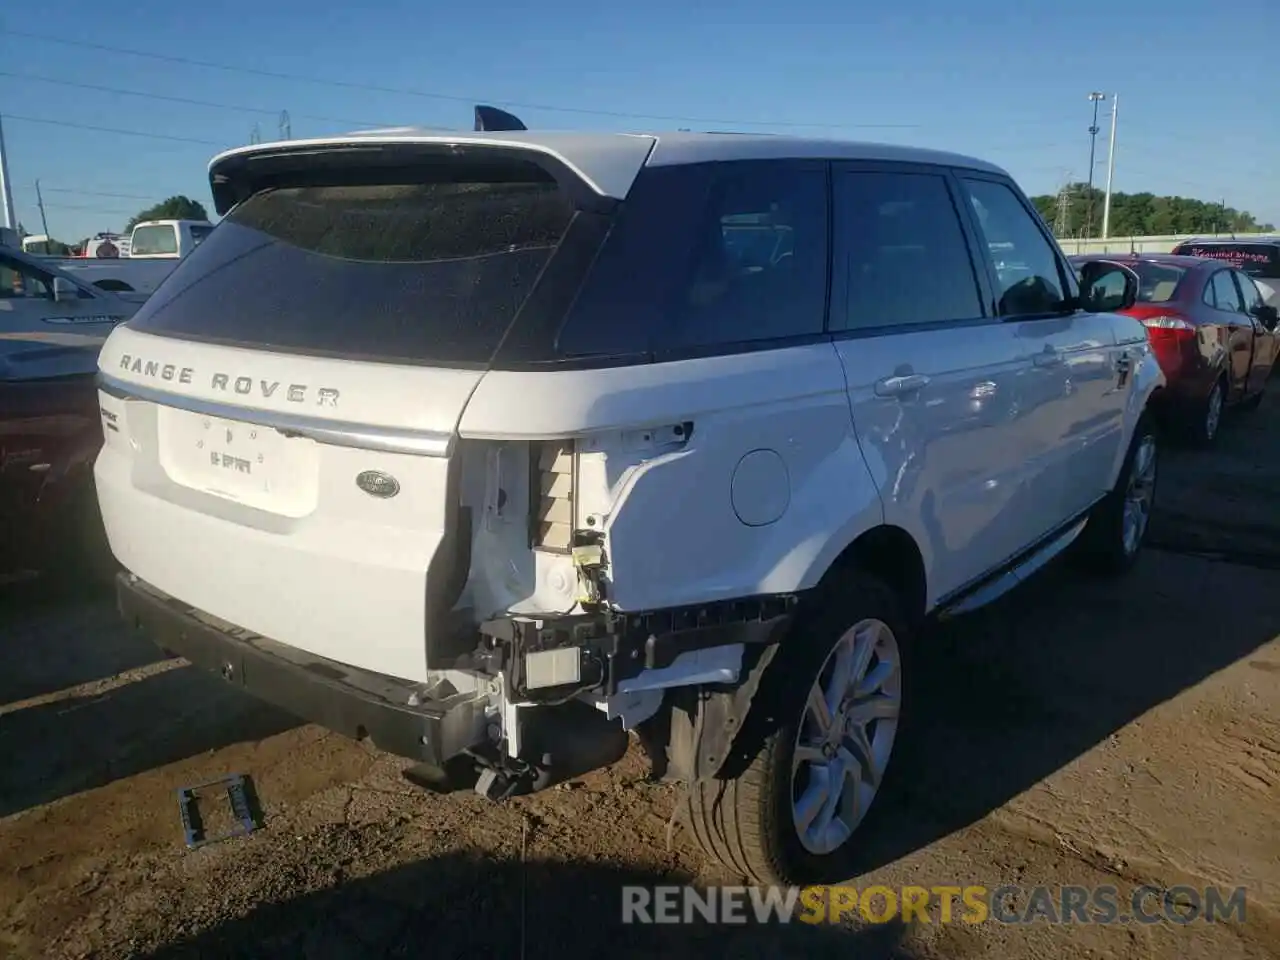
(116, 573), (488, 768)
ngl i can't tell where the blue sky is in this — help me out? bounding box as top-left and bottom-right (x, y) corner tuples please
(2, 0), (1276, 241)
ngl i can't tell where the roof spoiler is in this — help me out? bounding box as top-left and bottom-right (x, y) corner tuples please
(474, 105), (527, 132)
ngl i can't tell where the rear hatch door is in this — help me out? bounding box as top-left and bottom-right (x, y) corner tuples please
(95, 138), (649, 680)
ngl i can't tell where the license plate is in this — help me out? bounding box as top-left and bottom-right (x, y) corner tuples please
(204, 421), (268, 480)
(157, 408), (318, 516)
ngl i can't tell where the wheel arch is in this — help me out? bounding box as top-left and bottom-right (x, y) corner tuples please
(646, 523), (927, 789)
(818, 524), (928, 627)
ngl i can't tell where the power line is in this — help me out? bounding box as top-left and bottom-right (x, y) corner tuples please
(0, 70), (391, 130)
(40, 186), (156, 200)
(1, 28), (921, 130)
(0, 69), (1083, 157)
(35, 201), (137, 215)
(0, 114), (222, 146)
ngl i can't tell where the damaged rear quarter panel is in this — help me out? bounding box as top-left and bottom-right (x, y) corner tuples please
(457, 344), (885, 612)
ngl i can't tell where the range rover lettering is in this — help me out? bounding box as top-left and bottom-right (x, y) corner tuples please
(96, 108), (1164, 885)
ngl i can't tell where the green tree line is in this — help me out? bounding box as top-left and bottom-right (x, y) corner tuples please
(1031, 184), (1275, 239)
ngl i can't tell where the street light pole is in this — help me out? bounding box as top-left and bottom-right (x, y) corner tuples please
(1085, 92), (1106, 238)
(1101, 94), (1119, 240)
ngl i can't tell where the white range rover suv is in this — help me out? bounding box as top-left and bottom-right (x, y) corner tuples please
(95, 111), (1163, 885)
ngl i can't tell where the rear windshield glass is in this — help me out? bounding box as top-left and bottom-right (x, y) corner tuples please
(126, 172), (575, 365)
(130, 225), (179, 256)
(1128, 262), (1186, 302)
(1171, 242), (1280, 277)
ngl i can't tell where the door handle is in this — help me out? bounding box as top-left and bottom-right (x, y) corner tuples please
(1033, 347), (1064, 368)
(874, 373), (931, 397)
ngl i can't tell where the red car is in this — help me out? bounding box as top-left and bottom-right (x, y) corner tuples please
(1070, 254), (1280, 444)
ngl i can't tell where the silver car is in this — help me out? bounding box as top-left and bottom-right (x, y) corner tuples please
(1, 244), (145, 344)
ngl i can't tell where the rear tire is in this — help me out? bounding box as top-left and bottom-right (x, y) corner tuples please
(1075, 410), (1158, 577)
(684, 573), (911, 885)
(1185, 378), (1225, 446)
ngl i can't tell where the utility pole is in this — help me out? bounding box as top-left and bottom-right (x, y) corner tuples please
(35, 179), (49, 238)
(0, 114), (16, 230)
(250, 122), (262, 145)
(1085, 92), (1106, 238)
(1101, 93), (1118, 240)
(279, 110), (291, 140)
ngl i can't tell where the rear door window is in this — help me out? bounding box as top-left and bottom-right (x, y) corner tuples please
(127, 169), (577, 365)
(831, 169), (984, 331)
(1207, 269), (1245, 313)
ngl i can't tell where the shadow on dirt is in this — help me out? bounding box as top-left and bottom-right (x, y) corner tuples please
(1148, 402), (1280, 566)
(841, 546), (1280, 876)
(0, 665), (297, 818)
(0, 588), (169, 705)
(138, 852), (917, 959)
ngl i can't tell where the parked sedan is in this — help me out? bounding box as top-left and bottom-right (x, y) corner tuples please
(1069, 254), (1279, 444)
(1, 246), (142, 582)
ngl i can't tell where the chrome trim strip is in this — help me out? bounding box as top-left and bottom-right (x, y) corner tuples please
(97, 373), (453, 458)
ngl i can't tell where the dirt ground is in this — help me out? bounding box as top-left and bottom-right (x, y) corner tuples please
(2, 400), (1279, 960)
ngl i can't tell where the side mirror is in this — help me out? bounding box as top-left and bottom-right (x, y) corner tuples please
(1078, 262), (1138, 312)
(1255, 303), (1279, 330)
(52, 276), (80, 303)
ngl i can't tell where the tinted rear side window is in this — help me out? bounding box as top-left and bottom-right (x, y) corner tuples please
(556, 160), (828, 358)
(127, 172), (576, 365)
(1172, 242), (1280, 278)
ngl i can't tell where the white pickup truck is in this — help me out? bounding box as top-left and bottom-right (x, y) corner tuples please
(34, 220), (216, 295)
(51, 257), (174, 296)
(127, 219), (214, 259)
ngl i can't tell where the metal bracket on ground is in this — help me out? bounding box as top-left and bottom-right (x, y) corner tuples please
(175, 773), (260, 849)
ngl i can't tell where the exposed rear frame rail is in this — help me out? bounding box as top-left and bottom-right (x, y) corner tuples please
(480, 593), (798, 700)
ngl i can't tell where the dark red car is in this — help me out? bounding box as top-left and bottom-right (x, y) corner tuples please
(1070, 254), (1280, 444)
